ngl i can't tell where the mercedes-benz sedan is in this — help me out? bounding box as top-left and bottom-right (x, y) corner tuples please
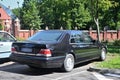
(10, 30), (107, 72)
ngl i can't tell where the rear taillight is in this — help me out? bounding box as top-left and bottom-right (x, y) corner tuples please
(38, 49), (51, 57)
(11, 47), (16, 53)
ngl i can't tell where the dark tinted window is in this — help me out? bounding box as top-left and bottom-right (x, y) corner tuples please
(81, 33), (93, 43)
(70, 32), (93, 43)
(70, 31), (82, 43)
(28, 31), (62, 41)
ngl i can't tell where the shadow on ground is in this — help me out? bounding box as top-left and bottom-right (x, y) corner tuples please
(0, 59), (94, 76)
(0, 58), (11, 64)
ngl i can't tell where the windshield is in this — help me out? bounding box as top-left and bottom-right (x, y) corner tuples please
(28, 31), (62, 42)
(0, 32), (15, 42)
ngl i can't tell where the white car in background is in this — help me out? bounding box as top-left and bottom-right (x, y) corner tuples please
(0, 31), (16, 60)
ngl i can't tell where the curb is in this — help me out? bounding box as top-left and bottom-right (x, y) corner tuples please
(87, 67), (120, 75)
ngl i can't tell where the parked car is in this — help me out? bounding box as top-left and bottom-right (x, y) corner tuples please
(10, 30), (107, 72)
(0, 31), (16, 59)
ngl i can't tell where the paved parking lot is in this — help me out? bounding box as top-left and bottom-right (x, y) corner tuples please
(0, 61), (119, 80)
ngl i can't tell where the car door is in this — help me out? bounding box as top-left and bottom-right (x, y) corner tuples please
(0, 32), (16, 58)
(80, 32), (100, 59)
(70, 32), (99, 63)
(70, 31), (90, 62)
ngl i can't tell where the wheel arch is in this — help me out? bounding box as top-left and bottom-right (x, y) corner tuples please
(101, 45), (107, 53)
(66, 52), (76, 62)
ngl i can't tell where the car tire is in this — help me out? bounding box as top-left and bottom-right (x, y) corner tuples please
(61, 54), (75, 72)
(99, 48), (106, 61)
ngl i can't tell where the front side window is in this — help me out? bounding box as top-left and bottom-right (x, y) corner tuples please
(70, 32), (93, 44)
(81, 33), (92, 43)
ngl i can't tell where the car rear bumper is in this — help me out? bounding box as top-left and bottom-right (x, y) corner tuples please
(10, 53), (65, 68)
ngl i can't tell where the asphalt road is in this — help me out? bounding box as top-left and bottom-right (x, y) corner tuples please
(0, 60), (119, 80)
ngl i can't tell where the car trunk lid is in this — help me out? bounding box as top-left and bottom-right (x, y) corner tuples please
(12, 42), (50, 56)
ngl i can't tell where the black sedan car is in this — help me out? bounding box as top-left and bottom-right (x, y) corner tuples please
(10, 30), (107, 72)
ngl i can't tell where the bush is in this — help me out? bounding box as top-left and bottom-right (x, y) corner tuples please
(0, 24), (3, 30)
(107, 40), (120, 53)
(16, 37), (26, 41)
(113, 39), (120, 46)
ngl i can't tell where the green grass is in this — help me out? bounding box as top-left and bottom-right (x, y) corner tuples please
(94, 42), (120, 69)
(94, 53), (120, 69)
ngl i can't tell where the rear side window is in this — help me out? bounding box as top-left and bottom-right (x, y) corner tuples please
(70, 32), (83, 43)
(28, 31), (62, 42)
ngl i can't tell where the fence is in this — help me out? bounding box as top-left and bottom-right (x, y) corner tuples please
(13, 27), (120, 41)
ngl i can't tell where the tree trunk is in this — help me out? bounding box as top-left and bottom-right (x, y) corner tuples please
(94, 18), (100, 42)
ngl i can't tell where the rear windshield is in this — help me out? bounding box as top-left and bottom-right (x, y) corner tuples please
(28, 31), (62, 42)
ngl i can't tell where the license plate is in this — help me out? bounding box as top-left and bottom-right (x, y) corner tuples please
(21, 48), (32, 52)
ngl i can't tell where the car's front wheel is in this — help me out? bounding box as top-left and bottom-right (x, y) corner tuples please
(61, 54), (75, 72)
(99, 48), (107, 61)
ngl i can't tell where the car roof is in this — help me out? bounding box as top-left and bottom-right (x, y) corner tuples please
(40, 30), (84, 34)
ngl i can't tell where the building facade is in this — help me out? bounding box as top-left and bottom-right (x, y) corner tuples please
(0, 3), (16, 33)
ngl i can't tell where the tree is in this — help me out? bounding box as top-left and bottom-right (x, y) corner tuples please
(38, 0), (91, 30)
(12, 8), (21, 18)
(87, 0), (113, 41)
(18, 0), (119, 30)
(109, 0), (120, 29)
(21, 0), (42, 30)
(68, 0), (91, 29)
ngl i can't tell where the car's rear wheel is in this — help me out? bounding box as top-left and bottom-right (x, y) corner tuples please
(61, 54), (75, 72)
(99, 48), (106, 61)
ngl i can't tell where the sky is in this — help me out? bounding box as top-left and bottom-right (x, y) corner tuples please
(0, 0), (24, 9)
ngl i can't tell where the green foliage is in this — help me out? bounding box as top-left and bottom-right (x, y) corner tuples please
(12, 8), (21, 18)
(100, 0), (120, 30)
(16, 37), (26, 41)
(113, 39), (120, 46)
(18, 0), (120, 30)
(108, 46), (120, 53)
(0, 20), (3, 30)
(38, 0), (91, 29)
(86, 0), (113, 29)
(0, 24), (3, 30)
(21, 0), (42, 30)
(95, 53), (120, 69)
(106, 40), (120, 53)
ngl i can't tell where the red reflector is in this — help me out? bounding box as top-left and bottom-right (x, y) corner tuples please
(11, 47), (16, 52)
(39, 49), (51, 57)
